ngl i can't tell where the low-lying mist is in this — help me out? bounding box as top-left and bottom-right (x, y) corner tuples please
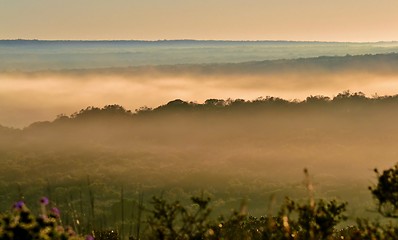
(1, 53), (398, 220)
(1, 95), (398, 219)
(2, 53), (398, 128)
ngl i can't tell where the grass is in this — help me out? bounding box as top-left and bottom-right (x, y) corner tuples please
(2, 167), (398, 240)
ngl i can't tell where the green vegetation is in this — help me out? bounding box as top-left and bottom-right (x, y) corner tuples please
(2, 92), (398, 238)
(2, 166), (398, 239)
(370, 164), (398, 218)
(0, 198), (89, 240)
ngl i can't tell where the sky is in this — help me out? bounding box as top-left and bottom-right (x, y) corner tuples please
(1, 0), (398, 42)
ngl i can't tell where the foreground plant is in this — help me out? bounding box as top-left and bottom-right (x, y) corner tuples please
(4, 163), (398, 240)
(145, 169), (348, 240)
(0, 198), (90, 240)
(278, 198), (347, 240)
(370, 164), (398, 217)
(147, 195), (212, 240)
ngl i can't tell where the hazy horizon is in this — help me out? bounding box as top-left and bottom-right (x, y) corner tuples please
(2, 40), (398, 128)
(2, 0), (398, 42)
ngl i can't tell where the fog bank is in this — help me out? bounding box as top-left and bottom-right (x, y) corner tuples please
(2, 53), (398, 127)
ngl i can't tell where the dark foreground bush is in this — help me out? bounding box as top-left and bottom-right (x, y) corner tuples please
(146, 194), (347, 240)
(144, 166), (398, 240)
(370, 164), (398, 218)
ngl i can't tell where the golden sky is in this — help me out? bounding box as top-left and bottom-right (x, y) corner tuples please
(1, 0), (398, 41)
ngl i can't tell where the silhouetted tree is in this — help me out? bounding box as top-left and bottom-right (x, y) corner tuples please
(204, 99), (226, 107)
(305, 95), (330, 104)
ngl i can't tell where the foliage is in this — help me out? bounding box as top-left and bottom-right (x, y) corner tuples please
(347, 218), (398, 239)
(0, 199), (89, 240)
(146, 194), (348, 240)
(280, 198), (347, 240)
(25, 91), (398, 123)
(144, 164), (398, 240)
(147, 195), (212, 240)
(4, 164), (398, 239)
(93, 230), (119, 240)
(369, 164), (398, 217)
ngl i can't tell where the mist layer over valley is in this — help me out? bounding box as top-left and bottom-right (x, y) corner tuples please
(1, 41), (398, 226)
(2, 53), (398, 127)
(1, 95), (398, 221)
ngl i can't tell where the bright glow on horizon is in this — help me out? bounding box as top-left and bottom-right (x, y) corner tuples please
(2, 68), (398, 128)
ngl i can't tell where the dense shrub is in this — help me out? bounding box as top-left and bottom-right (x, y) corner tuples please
(147, 196), (212, 240)
(146, 195), (347, 240)
(370, 164), (398, 217)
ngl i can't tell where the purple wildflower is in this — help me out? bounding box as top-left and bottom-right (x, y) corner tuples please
(40, 197), (49, 206)
(13, 200), (25, 210)
(86, 235), (95, 240)
(51, 207), (61, 218)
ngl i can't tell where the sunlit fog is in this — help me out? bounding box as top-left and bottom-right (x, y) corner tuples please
(2, 52), (398, 128)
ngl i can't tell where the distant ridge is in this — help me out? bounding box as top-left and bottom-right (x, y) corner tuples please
(7, 52), (397, 75)
(2, 40), (398, 71)
(1, 90), (397, 130)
